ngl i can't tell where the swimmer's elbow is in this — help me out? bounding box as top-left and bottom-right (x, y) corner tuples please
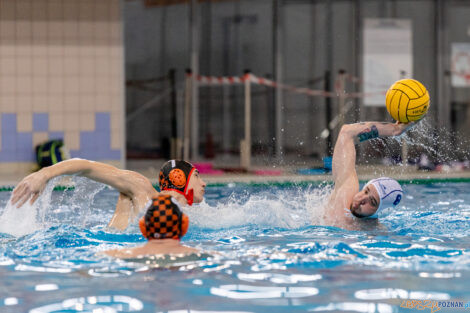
(339, 124), (355, 138)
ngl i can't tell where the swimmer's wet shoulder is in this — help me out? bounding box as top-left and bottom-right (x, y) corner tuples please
(103, 239), (200, 259)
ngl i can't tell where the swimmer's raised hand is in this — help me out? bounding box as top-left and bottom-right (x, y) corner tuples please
(11, 170), (49, 207)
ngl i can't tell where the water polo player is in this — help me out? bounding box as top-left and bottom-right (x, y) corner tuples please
(324, 121), (414, 229)
(104, 194), (199, 258)
(11, 159), (206, 230)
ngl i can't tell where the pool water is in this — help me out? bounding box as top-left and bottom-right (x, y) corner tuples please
(1, 179), (469, 313)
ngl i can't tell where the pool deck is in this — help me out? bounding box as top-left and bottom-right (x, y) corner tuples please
(129, 158), (470, 184)
(1, 160), (470, 187)
(124, 159), (470, 184)
(204, 168), (470, 184)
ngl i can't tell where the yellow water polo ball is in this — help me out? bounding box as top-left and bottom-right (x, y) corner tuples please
(385, 78), (430, 123)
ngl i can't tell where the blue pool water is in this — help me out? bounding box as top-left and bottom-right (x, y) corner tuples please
(1, 179), (470, 313)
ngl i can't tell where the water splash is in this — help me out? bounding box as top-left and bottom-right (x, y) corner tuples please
(185, 184), (331, 229)
(52, 177), (105, 228)
(0, 177), (59, 237)
(0, 177), (106, 237)
(376, 118), (470, 165)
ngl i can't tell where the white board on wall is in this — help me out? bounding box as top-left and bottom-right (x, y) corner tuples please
(451, 42), (470, 88)
(363, 18), (413, 106)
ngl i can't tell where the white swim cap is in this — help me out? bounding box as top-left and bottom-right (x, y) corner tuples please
(363, 177), (403, 218)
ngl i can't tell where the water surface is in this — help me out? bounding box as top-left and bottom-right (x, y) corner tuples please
(1, 180), (469, 312)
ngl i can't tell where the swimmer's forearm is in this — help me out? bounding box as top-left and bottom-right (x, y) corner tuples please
(40, 159), (127, 188)
(41, 158), (152, 197)
(42, 158), (126, 186)
(341, 122), (413, 143)
(40, 158), (96, 181)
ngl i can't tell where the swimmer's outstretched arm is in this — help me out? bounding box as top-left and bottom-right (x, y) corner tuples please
(11, 158), (154, 207)
(333, 121), (414, 187)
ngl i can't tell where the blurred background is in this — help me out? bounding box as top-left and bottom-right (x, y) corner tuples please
(1, 0), (470, 176)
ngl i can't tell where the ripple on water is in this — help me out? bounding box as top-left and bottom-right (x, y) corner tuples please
(29, 295), (144, 313)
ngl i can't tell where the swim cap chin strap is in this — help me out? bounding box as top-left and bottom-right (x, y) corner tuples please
(364, 177), (403, 218)
(159, 160), (196, 206)
(139, 195), (189, 240)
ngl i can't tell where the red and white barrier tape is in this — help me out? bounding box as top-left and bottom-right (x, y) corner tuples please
(188, 73), (386, 98)
(248, 74), (335, 97)
(196, 75), (244, 85)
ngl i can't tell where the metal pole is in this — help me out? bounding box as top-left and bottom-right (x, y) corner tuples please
(326, 1), (335, 144)
(273, 0), (283, 160)
(353, 0), (361, 123)
(190, 0), (200, 160)
(119, 0), (126, 169)
(169, 69), (177, 159)
(222, 84), (230, 156)
(435, 0), (450, 159)
(309, 2), (317, 158)
(337, 69), (347, 130)
(324, 71), (333, 155)
(183, 69), (192, 161)
(241, 71), (252, 169)
(355, 0), (364, 160)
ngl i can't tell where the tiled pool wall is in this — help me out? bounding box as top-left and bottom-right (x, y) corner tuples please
(0, 0), (124, 173)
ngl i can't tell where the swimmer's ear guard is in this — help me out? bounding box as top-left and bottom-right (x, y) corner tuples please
(159, 160), (196, 206)
(139, 195), (189, 240)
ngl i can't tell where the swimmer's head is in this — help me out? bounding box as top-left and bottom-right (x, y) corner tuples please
(350, 177), (403, 218)
(139, 195), (189, 240)
(159, 160), (206, 205)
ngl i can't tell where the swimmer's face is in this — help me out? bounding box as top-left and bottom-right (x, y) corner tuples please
(187, 169), (206, 203)
(350, 185), (380, 218)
